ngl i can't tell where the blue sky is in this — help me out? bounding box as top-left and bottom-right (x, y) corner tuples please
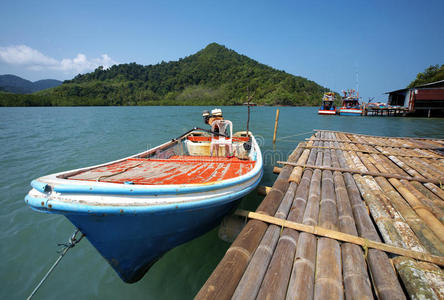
(1, 0), (443, 101)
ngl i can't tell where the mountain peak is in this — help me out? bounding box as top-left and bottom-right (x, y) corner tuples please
(34, 44), (327, 106)
(203, 42), (227, 51)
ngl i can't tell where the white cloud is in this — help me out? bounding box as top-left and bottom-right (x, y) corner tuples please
(0, 45), (58, 66)
(0, 45), (117, 74)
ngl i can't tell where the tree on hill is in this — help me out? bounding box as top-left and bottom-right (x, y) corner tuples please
(408, 64), (444, 88)
(2, 43), (329, 106)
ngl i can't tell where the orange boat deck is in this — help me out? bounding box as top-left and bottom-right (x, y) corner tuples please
(67, 155), (255, 185)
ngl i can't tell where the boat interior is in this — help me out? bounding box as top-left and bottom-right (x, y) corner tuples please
(60, 130), (257, 185)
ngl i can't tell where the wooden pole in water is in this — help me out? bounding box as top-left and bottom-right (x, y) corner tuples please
(272, 109), (280, 144)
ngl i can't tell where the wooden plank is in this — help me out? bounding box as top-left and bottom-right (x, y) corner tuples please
(305, 138), (442, 150)
(254, 137), (320, 299)
(284, 136), (322, 300)
(393, 257), (441, 299)
(302, 145), (441, 159)
(355, 152), (443, 255)
(314, 238), (343, 300)
(277, 161), (444, 185)
(195, 145), (304, 300)
(256, 185), (272, 196)
(329, 144), (373, 299)
(234, 209), (444, 267)
(313, 129), (444, 142)
(330, 133), (405, 299)
(314, 140), (344, 300)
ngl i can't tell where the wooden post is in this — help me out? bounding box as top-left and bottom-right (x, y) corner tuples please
(272, 166), (282, 174)
(257, 185), (272, 196)
(272, 109), (280, 144)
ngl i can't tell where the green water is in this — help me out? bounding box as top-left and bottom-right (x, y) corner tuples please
(1, 106), (443, 299)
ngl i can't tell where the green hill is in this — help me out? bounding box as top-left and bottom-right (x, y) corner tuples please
(1, 43), (329, 106)
(0, 74), (61, 94)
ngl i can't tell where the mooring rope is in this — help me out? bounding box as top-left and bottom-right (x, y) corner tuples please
(27, 229), (84, 300)
(276, 130), (314, 141)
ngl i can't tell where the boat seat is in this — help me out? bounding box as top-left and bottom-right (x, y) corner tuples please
(210, 120), (233, 156)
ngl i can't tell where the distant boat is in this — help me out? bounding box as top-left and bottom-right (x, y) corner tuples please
(318, 92), (337, 115)
(25, 109), (263, 283)
(338, 89), (363, 116)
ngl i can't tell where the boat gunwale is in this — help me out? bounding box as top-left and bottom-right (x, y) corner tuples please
(34, 131), (261, 191)
(26, 169), (263, 215)
(26, 130), (263, 213)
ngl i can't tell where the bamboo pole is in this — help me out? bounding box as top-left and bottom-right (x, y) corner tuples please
(314, 238), (343, 300)
(313, 129), (444, 143)
(285, 141), (323, 300)
(273, 166), (282, 174)
(387, 155), (424, 179)
(413, 261), (444, 299)
(235, 210), (444, 266)
(256, 139), (321, 300)
(232, 142), (312, 300)
(329, 138), (373, 300)
(342, 136), (444, 298)
(408, 157), (444, 179)
(403, 181), (444, 223)
(195, 146), (304, 300)
(373, 161), (444, 243)
(302, 145), (441, 158)
(368, 156), (444, 243)
(410, 182), (444, 217)
(257, 185), (272, 196)
(305, 138), (441, 150)
(314, 139), (343, 300)
(393, 257), (440, 299)
(272, 109), (280, 144)
(343, 153), (406, 248)
(424, 183), (444, 201)
(233, 184), (297, 300)
(356, 152), (444, 255)
(288, 149), (310, 183)
(331, 133), (406, 299)
(277, 161), (443, 185)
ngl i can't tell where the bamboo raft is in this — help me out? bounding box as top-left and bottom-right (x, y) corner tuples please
(196, 130), (444, 300)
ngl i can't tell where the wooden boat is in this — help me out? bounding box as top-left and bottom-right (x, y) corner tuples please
(318, 92), (336, 115)
(338, 89), (363, 116)
(25, 111), (263, 283)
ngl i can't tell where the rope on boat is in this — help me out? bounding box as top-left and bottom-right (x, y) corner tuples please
(27, 229), (84, 300)
(96, 162), (144, 182)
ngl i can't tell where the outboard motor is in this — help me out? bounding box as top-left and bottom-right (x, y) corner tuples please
(243, 140), (251, 151)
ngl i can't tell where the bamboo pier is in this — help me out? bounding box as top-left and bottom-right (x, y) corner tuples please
(196, 130), (444, 300)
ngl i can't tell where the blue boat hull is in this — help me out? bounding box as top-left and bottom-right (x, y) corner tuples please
(339, 112), (362, 116)
(25, 130), (264, 283)
(338, 108), (362, 116)
(66, 198), (241, 283)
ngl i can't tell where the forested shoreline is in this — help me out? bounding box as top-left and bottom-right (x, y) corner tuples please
(0, 43), (328, 106)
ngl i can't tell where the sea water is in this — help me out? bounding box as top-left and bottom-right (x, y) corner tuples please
(1, 106), (443, 299)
